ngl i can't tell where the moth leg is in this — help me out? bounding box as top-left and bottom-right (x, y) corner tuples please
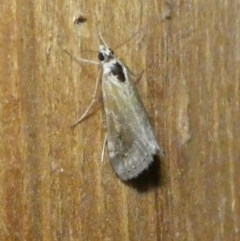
(65, 49), (102, 127)
(71, 99), (96, 127)
(132, 70), (144, 85)
(71, 70), (102, 127)
(64, 49), (99, 65)
(100, 134), (107, 162)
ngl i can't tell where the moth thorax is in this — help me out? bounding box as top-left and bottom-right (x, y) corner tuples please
(98, 45), (114, 62)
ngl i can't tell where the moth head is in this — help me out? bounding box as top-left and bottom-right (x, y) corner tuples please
(98, 45), (115, 63)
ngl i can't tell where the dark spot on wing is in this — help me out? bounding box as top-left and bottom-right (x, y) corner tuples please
(110, 62), (126, 82)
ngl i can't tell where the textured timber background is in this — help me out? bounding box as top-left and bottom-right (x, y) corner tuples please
(0, 0), (239, 240)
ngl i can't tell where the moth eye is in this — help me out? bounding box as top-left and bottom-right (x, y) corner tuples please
(110, 62), (126, 82)
(109, 48), (114, 55)
(98, 52), (105, 61)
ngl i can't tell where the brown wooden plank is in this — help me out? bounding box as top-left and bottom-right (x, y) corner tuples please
(0, 0), (239, 240)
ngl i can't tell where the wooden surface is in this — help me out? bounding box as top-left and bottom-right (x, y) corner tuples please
(0, 0), (239, 240)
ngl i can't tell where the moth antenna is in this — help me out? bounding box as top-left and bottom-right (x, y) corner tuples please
(114, 30), (141, 50)
(114, 5), (172, 50)
(97, 28), (109, 47)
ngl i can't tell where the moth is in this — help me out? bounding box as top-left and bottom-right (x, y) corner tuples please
(72, 33), (163, 180)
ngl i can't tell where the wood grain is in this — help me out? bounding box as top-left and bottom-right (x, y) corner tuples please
(0, 0), (239, 240)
